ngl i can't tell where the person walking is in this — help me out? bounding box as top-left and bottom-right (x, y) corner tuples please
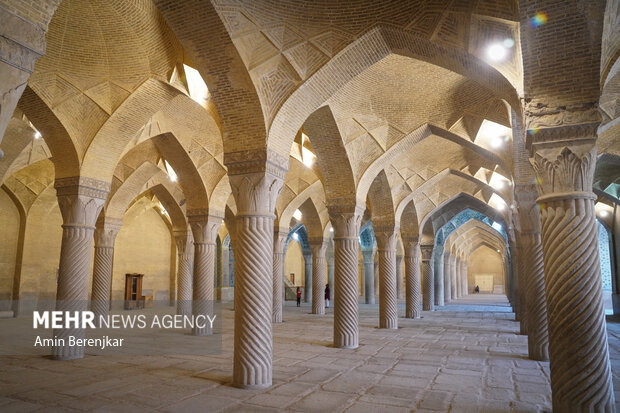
(325, 284), (331, 308)
(296, 287), (302, 307)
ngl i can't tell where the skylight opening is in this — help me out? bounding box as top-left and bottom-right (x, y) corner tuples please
(293, 209), (303, 220)
(165, 160), (177, 182)
(184, 64), (209, 108)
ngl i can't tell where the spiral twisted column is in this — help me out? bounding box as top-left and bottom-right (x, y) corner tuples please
(376, 229), (398, 329)
(420, 244), (434, 311)
(303, 252), (312, 303)
(455, 256), (462, 298)
(326, 246), (335, 302)
(450, 254), (457, 300)
(361, 249), (375, 304)
(53, 177), (109, 360)
(434, 251), (444, 306)
(228, 158), (285, 390)
(373, 259), (379, 301)
(513, 231), (528, 334)
(522, 230), (549, 361)
(272, 228), (287, 323)
(174, 229), (194, 317)
(329, 205), (363, 349)
(91, 219), (121, 322)
(460, 257), (468, 296)
(310, 240), (327, 315)
(443, 252), (451, 304)
(396, 254), (403, 300)
(532, 140), (614, 411)
(189, 214), (221, 336)
(403, 239), (421, 318)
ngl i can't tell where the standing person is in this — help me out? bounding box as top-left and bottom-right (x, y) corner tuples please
(325, 284), (331, 308)
(296, 287), (301, 307)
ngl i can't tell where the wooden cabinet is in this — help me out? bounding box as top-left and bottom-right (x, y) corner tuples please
(124, 273), (145, 310)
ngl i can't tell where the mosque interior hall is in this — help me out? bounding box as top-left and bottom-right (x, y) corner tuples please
(2, 0), (620, 412)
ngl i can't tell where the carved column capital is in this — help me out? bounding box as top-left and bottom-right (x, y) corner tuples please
(274, 227), (288, 254)
(327, 205), (364, 239)
(55, 177), (110, 227)
(420, 244), (434, 261)
(94, 218), (122, 247)
(226, 149), (287, 217)
(173, 229), (194, 254)
(403, 237), (420, 258)
(375, 227), (398, 251)
(530, 134), (597, 203)
(188, 214), (223, 244)
(309, 239), (327, 257)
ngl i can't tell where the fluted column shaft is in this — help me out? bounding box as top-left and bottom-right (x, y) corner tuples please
(175, 229), (194, 317)
(523, 231), (549, 361)
(460, 259), (468, 296)
(362, 249), (375, 304)
(189, 215), (221, 336)
(376, 230), (398, 329)
(228, 164), (285, 390)
(435, 252), (444, 306)
(91, 220), (121, 320)
(272, 229), (287, 323)
(310, 240), (327, 315)
(303, 252), (312, 303)
(396, 255), (403, 300)
(532, 140), (614, 412)
(404, 239), (421, 318)
(450, 255), (457, 300)
(327, 248), (335, 302)
(443, 253), (451, 304)
(420, 244), (434, 311)
(455, 257), (462, 298)
(329, 206), (363, 349)
(53, 177), (109, 360)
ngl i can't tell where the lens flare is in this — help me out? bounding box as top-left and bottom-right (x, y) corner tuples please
(530, 12), (548, 28)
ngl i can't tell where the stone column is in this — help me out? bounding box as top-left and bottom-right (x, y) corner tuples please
(420, 244), (434, 311)
(512, 232), (528, 334)
(361, 249), (375, 304)
(91, 218), (122, 320)
(222, 247), (230, 287)
(460, 257), (468, 296)
(373, 256), (379, 301)
(455, 256), (462, 298)
(272, 228), (287, 323)
(450, 254), (457, 300)
(531, 136), (614, 411)
(396, 254), (403, 300)
(174, 229), (194, 317)
(443, 252), (451, 304)
(310, 239), (327, 315)
(0, 7), (49, 151)
(327, 245), (335, 302)
(53, 177), (109, 360)
(376, 229), (398, 329)
(227, 153), (285, 389)
(403, 238), (421, 318)
(303, 251), (312, 303)
(521, 225), (549, 361)
(434, 250), (444, 306)
(189, 214), (221, 336)
(329, 205), (363, 349)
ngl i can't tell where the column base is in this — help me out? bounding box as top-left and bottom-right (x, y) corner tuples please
(233, 381), (272, 390)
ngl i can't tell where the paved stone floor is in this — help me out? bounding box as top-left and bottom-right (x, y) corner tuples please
(1, 294), (619, 412)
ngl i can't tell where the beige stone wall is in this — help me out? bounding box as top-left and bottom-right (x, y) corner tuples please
(0, 189), (20, 304)
(111, 199), (172, 302)
(468, 246), (504, 294)
(284, 240), (304, 287)
(19, 185), (62, 303)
